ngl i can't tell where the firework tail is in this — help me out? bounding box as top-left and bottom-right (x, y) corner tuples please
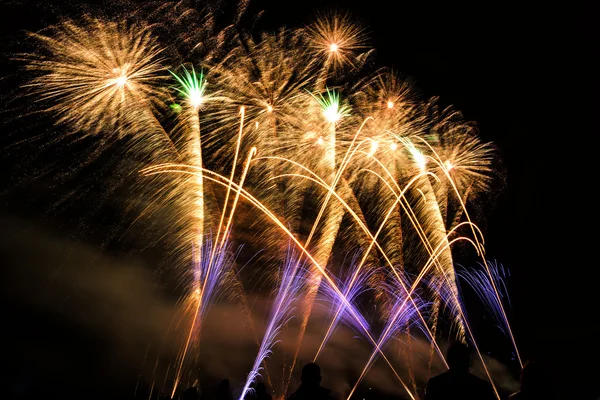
(238, 246), (306, 400)
(142, 166), (411, 390)
(421, 138), (522, 367)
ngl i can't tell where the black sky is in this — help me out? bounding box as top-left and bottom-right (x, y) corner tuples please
(0, 0), (596, 399)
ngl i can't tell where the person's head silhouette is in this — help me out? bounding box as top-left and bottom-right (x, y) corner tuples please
(218, 378), (231, 391)
(446, 340), (471, 371)
(182, 386), (198, 400)
(300, 362), (322, 386)
(216, 378), (233, 399)
(256, 382), (267, 394)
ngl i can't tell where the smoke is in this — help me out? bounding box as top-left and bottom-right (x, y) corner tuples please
(2, 214), (517, 400)
(2, 214), (179, 399)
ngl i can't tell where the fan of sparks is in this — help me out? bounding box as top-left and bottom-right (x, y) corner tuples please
(18, 5), (521, 400)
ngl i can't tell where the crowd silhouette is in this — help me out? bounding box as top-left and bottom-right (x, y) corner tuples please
(126, 344), (555, 400)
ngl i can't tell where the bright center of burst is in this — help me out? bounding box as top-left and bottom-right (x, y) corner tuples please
(114, 75), (128, 88)
(387, 100), (394, 109)
(390, 142), (398, 151)
(368, 141), (378, 157)
(324, 105), (341, 123)
(445, 160), (454, 171)
(266, 104), (273, 113)
(189, 89), (204, 108)
(329, 43), (339, 52)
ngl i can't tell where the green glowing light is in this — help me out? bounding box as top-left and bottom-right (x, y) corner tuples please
(170, 65), (207, 108)
(311, 88), (351, 123)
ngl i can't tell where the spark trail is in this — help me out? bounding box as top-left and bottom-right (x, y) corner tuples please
(18, 7), (522, 398)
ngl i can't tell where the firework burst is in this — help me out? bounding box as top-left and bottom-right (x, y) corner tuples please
(13, 5), (522, 399)
(305, 10), (372, 74)
(22, 17), (167, 136)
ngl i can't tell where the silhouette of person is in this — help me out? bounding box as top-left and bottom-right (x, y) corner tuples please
(424, 340), (496, 400)
(287, 362), (336, 400)
(254, 382), (273, 400)
(509, 360), (555, 400)
(182, 386), (200, 400)
(215, 378), (234, 400)
(243, 381), (272, 400)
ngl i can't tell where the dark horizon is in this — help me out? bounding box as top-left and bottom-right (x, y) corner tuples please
(1, 0), (596, 399)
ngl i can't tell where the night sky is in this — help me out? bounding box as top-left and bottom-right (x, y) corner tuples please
(0, 0), (596, 399)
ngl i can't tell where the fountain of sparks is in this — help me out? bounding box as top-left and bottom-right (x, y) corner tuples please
(16, 5), (522, 399)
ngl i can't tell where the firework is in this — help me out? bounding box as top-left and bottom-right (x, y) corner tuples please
(315, 254), (376, 354)
(305, 10), (372, 76)
(22, 17), (167, 137)
(239, 246), (307, 400)
(347, 276), (431, 400)
(172, 235), (241, 394)
(170, 65), (207, 269)
(16, 6), (521, 399)
(457, 260), (513, 339)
